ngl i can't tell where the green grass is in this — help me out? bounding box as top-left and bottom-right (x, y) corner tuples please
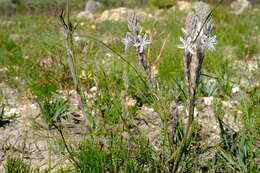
(0, 1), (259, 172)
(4, 157), (31, 173)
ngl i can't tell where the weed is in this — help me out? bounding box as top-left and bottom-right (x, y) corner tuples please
(37, 94), (73, 129)
(4, 157), (31, 173)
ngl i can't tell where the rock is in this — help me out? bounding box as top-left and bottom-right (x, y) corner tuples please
(193, 1), (210, 12)
(231, 0), (252, 14)
(77, 7), (153, 22)
(85, 0), (103, 13)
(99, 7), (152, 22)
(135, 105), (162, 150)
(232, 85), (240, 94)
(76, 11), (95, 20)
(0, 20), (16, 26)
(247, 56), (259, 72)
(9, 33), (23, 41)
(201, 96), (214, 106)
(99, 7), (129, 22)
(125, 97), (137, 107)
(177, 1), (191, 12)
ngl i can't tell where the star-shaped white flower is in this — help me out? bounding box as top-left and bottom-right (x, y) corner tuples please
(133, 33), (152, 53)
(123, 32), (134, 51)
(201, 35), (217, 51)
(177, 36), (195, 55)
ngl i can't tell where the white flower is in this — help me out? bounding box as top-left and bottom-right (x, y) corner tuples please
(123, 32), (134, 51)
(177, 36), (195, 55)
(133, 33), (152, 53)
(201, 35), (217, 51)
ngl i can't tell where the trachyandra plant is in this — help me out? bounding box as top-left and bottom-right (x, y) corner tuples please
(168, 3), (217, 171)
(123, 13), (158, 90)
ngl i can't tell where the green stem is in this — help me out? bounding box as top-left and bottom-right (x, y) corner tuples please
(56, 125), (83, 172)
(166, 90), (196, 172)
(63, 0), (87, 122)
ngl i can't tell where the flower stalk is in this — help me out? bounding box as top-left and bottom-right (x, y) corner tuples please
(59, 0), (87, 122)
(124, 13), (158, 90)
(167, 2), (217, 172)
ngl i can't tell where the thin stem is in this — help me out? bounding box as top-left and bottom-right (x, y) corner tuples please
(138, 52), (158, 91)
(172, 92), (195, 172)
(173, 78), (187, 100)
(55, 125), (83, 172)
(60, 2), (87, 122)
(166, 90), (196, 172)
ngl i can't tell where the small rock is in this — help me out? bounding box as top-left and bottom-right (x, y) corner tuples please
(9, 33), (22, 41)
(85, 0), (103, 13)
(122, 131), (131, 143)
(1, 21), (16, 26)
(0, 67), (8, 72)
(247, 57), (259, 72)
(100, 7), (129, 22)
(193, 1), (210, 11)
(177, 105), (185, 112)
(125, 97), (137, 107)
(6, 107), (18, 115)
(99, 7), (152, 22)
(74, 36), (85, 42)
(177, 1), (191, 12)
(232, 85), (240, 94)
(90, 86), (98, 93)
(105, 53), (112, 57)
(76, 11), (95, 20)
(222, 100), (236, 109)
(231, 0), (252, 14)
(194, 107), (198, 117)
(201, 96), (214, 106)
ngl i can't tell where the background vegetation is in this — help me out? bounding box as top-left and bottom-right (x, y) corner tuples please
(0, 0), (259, 172)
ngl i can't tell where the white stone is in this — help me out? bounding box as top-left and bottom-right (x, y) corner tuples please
(232, 85), (240, 94)
(76, 11), (95, 20)
(231, 0), (252, 14)
(177, 1), (191, 12)
(90, 86), (98, 93)
(202, 96), (214, 106)
(125, 97), (137, 107)
(7, 108), (18, 115)
(85, 0), (103, 13)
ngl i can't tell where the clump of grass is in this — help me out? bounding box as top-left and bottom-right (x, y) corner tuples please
(77, 140), (107, 173)
(37, 94), (73, 129)
(36, 93), (83, 172)
(4, 157), (31, 173)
